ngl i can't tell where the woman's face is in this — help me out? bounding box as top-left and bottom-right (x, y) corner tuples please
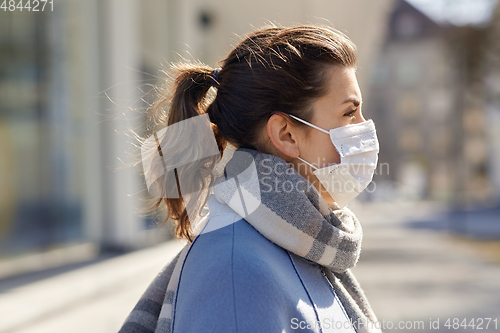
(291, 65), (365, 204)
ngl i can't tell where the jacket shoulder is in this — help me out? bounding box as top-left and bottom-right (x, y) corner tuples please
(173, 214), (316, 332)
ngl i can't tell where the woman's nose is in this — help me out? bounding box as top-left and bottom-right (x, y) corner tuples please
(355, 112), (366, 123)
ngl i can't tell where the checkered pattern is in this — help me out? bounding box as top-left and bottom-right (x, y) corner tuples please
(213, 148), (363, 274)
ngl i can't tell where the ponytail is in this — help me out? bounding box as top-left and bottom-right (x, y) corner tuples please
(147, 62), (227, 242)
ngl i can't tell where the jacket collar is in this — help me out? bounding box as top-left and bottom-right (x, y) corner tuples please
(192, 194), (243, 236)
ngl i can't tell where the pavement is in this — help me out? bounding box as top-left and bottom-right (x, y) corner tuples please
(0, 240), (187, 333)
(0, 200), (499, 333)
(407, 203), (500, 239)
(349, 200), (500, 333)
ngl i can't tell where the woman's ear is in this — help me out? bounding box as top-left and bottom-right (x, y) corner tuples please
(266, 114), (301, 159)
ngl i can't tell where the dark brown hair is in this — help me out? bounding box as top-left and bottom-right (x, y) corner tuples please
(145, 24), (357, 241)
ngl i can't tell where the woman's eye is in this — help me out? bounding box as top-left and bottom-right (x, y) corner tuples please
(345, 108), (357, 117)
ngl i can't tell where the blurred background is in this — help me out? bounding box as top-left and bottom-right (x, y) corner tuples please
(0, 0), (499, 332)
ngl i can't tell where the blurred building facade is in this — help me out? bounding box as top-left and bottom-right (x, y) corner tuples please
(368, 0), (500, 206)
(0, 0), (394, 262)
(484, 3), (500, 201)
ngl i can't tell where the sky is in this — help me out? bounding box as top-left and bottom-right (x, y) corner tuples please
(406, 0), (498, 26)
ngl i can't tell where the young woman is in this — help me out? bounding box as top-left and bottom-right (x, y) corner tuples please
(120, 25), (382, 333)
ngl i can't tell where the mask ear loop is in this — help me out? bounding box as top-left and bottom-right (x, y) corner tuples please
(296, 156), (318, 170)
(286, 113), (330, 135)
(285, 113), (329, 171)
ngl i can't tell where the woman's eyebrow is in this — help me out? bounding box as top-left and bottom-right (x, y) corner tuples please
(341, 97), (361, 107)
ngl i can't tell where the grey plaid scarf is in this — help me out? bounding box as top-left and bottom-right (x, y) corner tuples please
(118, 148), (381, 333)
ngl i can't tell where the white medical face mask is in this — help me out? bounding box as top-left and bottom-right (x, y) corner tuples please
(287, 114), (379, 208)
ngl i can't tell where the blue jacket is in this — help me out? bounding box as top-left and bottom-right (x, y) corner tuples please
(172, 195), (356, 333)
